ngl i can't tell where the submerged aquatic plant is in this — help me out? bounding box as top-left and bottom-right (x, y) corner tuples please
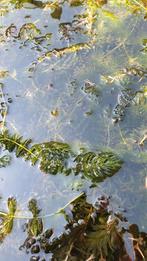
(0, 130), (123, 182)
(0, 130), (72, 175)
(19, 194), (147, 260)
(0, 1), (146, 259)
(103, 66), (147, 122)
(0, 197), (17, 242)
(38, 42), (91, 62)
(27, 199), (43, 237)
(75, 151), (123, 182)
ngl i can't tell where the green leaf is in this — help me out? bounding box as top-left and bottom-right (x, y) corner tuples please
(0, 154), (11, 168)
(27, 217), (43, 237)
(0, 130), (72, 175)
(27, 199), (43, 237)
(0, 198), (17, 242)
(28, 199), (41, 217)
(29, 141), (71, 174)
(0, 130), (122, 182)
(75, 151), (123, 182)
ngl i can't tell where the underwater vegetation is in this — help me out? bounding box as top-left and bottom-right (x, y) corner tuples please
(0, 0), (147, 260)
(0, 130), (123, 182)
(0, 197), (17, 242)
(110, 66), (147, 122)
(7, 194), (147, 261)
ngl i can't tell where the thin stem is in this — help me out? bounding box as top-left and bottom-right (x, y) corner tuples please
(3, 192), (84, 220)
(132, 0), (147, 10)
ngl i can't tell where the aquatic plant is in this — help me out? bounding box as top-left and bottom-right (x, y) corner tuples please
(74, 151), (123, 182)
(0, 130), (72, 175)
(27, 199), (43, 237)
(0, 0), (146, 260)
(102, 66), (147, 122)
(0, 155), (11, 168)
(0, 197), (17, 242)
(38, 42), (92, 62)
(0, 130), (123, 182)
(19, 194), (147, 260)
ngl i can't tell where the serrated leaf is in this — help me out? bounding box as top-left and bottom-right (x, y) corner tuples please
(27, 199), (43, 237)
(75, 151), (123, 182)
(0, 130), (122, 182)
(0, 197), (17, 242)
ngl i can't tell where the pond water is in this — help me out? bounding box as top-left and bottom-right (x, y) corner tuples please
(0, 1), (147, 261)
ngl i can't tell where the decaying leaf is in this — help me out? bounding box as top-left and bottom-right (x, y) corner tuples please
(18, 23), (41, 41)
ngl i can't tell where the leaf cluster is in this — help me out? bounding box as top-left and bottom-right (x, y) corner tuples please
(0, 198), (17, 243)
(27, 199), (43, 237)
(19, 194), (147, 261)
(0, 130), (123, 182)
(0, 130), (72, 175)
(74, 151), (123, 182)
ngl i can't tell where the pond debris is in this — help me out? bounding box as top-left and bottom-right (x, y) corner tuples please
(5, 23), (18, 38)
(0, 130), (123, 181)
(82, 80), (100, 101)
(51, 108), (59, 117)
(139, 133), (147, 146)
(18, 23), (41, 41)
(58, 11), (91, 41)
(4, 22), (52, 51)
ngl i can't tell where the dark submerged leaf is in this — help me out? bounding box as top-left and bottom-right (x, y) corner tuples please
(20, 194), (147, 260)
(75, 151), (123, 182)
(28, 141), (71, 174)
(27, 199), (43, 237)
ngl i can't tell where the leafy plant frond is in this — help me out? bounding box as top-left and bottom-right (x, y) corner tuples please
(0, 130), (33, 157)
(0, 130), (72, 175)
(27, 199), (43, 237)
(28, 141), (72, 174)
(74, 151), (123, 182)
(0, 130), (123, 181)
(0, 198), (17, 242)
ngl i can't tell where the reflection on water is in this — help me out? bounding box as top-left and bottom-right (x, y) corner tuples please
(0, 0), (147, 260)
